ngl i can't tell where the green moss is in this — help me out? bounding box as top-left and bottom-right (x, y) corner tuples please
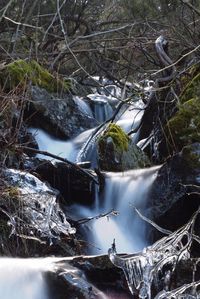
(167, 98), (200, 149)
(98, 123), (150, 171)
(166, 66), (200, 151)
(99, 123), (130, 153)
(0, 59), (71, 93)
(181, 72), (200, 103)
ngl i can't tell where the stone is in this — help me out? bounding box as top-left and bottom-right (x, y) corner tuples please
(46, 254), (132, 299)
(146, 143), (200, 232)
(25, 86), (98, 139)
(165, 69), (200, 152)
(24, 157), (96, 205)
(98, 123), (150, 171)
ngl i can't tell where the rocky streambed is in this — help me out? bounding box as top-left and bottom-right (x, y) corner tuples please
(1, 38), (200, 298)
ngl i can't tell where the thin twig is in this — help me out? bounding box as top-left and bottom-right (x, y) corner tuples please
(3, 15), (43, 30)
(134, 207), (172, 235)
(76, 209), (119, 225)
(181, 0), (200, 17)
(16, 145), (99, 184)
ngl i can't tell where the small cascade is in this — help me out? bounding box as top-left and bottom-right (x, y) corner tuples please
(75, 97), (145, 167)
(86, 94), (114, 122)
(0, 258), (52, 299)
(74, 96), (93, 118)
(29, 128), (77, 161)
(70, 166), (160, 254)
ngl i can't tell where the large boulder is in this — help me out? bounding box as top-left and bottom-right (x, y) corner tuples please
(26, 86), (98, 138)
(24, 157), (96, 205)
(146, 143), (200, 231)
(0, 59), (97, 139)
(98, 123), (150, 171)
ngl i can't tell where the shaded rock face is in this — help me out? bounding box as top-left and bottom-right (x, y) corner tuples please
(147, 143), (200, 229)
(98, 124), (150, 171)
(0, 168), (76, 256)
(25, 86), (97, 139)
(25, 158), (96, 205)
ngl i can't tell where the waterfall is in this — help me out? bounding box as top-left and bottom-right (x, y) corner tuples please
(0, 258), (52, 299)
(86, 94), (114, 123)
(29, 128), (77, 161)
(74, 96), (93, 118)
(70, 166), (160, 254)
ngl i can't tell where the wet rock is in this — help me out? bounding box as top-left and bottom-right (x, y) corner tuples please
(147, 143), (200, 229)
(98, 123), (150, 171)
(69, 77), (94, 97)
(24, 157), (96, 205)
(46, 254), (132, 299)
(25, 86), (97, 139)
(0, 168), (76, 256)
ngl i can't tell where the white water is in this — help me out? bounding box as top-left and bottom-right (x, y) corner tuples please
(70, 166), (159, 254)
(0, 258), (52, 299)
(29, 128), (78, 161)
(86, 94), (114, 122)
(74, 96), (94, 118)
(3, 80), (158, 298)
(116, 99), (144, 135)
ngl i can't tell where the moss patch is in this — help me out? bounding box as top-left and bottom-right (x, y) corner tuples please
(0, 59), (71, 93)
(98, 123), (150, 171)
(99, 123), (130, 154)
(166, 67), (200, 151)
(181, 72), (200, 103)
(167, 98), (200, 149)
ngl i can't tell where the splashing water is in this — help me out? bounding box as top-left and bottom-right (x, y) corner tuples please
(71, 166), (160, 254)
(29, 128), (77, 161)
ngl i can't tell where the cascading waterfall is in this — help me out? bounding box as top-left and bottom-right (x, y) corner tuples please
(29, 128), (77, 161)
(86, 94), (114, 123)
(22, 80), (159, 297)
(70, 166), (160, 255)
(0, 258), (52, 299)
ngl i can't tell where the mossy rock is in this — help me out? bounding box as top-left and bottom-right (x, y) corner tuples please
(98, 123), (130, 154)
(166, 98), (200, 149)
(98, 123), (150, 171)
(181, 72), (200, 103)
(0, 59), (71, 93)
(164, 65), (200, 153)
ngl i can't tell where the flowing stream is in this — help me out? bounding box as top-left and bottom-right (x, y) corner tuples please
(0, 258), (52, 299)
(4, 86), (157, 298)
(29, 91), (157, 255)
(70, 166), (159, 254)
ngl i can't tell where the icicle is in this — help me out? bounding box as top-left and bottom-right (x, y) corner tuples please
(108, 208), (200, 298)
